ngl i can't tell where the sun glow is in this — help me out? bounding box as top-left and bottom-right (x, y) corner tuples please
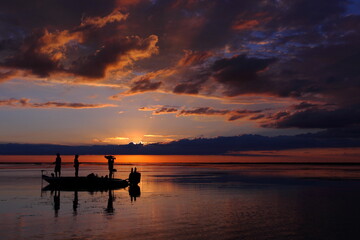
(2, 148), (360, 163)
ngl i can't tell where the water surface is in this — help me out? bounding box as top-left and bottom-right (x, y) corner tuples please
(0, 159), (360, 240)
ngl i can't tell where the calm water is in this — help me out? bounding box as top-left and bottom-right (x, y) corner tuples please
(1, 159), (360, 240)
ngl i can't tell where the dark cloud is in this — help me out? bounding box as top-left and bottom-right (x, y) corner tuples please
(0, 5), (158, 80)
(179, 107), (229, 116)
(210, 54), (277, 97)
(266, 106), (360, 129)
(311, 126), (360, 139)
(71, 35), (159, 79)
(271, 111), (290, 120)
(270, 0), (347, 29)
(0, 0), (116, 29)
(125, 77), (162, 94)
(154, 107), (178, 114)
(0, 98), (115, 109)
(173, 83), (201, 94)
(172, 53), (279, 97)
(32, 101), (115, 109)
(1, 0), (360, 134)
(228, 110), (263, 121)
(292, 102), (319, 110)
(177, 50), (212, 67)
(172, 68), (211, 95)
(250, 114), (266, 120)
(144, 1), (360, 105)
(3, 30), (64, 77)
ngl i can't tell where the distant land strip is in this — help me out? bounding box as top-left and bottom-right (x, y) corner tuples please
(1, 134), (360, 155)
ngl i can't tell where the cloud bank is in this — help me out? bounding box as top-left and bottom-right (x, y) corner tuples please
(0, 98), (115, 109)
(0, 0), (360, 135)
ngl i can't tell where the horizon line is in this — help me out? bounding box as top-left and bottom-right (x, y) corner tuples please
(1, 161), (360, 165)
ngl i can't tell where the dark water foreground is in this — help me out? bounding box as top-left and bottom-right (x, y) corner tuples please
(0, 162), (360, 240)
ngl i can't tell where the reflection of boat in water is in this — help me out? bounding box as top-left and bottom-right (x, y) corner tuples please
(42, 174), (129, 191)
(43, 185), (141, 216)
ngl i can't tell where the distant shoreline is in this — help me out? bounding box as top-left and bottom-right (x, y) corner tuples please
(1, 162), (360, 165)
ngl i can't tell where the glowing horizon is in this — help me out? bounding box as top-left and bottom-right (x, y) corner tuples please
(1, 147), (360, 163)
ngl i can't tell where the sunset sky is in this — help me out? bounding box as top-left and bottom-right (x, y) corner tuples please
(1, 0), (360, 145)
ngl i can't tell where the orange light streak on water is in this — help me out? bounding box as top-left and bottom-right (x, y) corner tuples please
(0, 147), (359, 163)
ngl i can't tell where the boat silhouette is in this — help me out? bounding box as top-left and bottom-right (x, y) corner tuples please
(42, 174), (129, 191)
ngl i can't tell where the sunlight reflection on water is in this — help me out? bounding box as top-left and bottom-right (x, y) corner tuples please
(0, 161), (360, 240)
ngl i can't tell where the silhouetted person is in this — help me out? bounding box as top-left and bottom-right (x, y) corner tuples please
(73, 190), (78, 215)
(130, 167), (141, 185)
(105, 155), (115, 179)
(105, 190), (114, 214)
(74, 155), (80, 177)
(129, 168), (134, 181)
(54, 153), (61, 177)
(54, 190), (60, 217)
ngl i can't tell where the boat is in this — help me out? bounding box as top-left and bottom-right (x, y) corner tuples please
(42, 174), (129, 191)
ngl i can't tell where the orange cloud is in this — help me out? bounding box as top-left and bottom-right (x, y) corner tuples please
(138, 105), (164, 111)
(33, 9), (129, 63)
(65, 34), (159, 79)
(38, 30), (84, 61)
(232, 12), (272, 31)
(142, 134), (184, 143)
(138, 105), (265, 121)
(94, 136), (130, 143)
(143, 134), (177, 138)
(80, 9), (128, 28)
(181, 107), (262, 121)
(1, 9), (159, 82)
(232, 19), (260, 30)
(0, 69), (18, 82)
(0, 98), (116, 109)
(177, 50), (212, 67)
(81, 34), (159, 79)
(177, 107), (264, 121)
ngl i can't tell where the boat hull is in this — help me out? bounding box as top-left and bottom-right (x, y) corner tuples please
(42, 175), (128, 191)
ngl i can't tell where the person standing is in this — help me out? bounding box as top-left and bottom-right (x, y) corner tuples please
(129, 168), (134, 182)
(105, 155), (115, 179)
(74, 155), (80, 177)
(54, 153), (61, 177)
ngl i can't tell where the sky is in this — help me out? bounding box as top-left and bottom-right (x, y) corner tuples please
(1, 0), (360, 145)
